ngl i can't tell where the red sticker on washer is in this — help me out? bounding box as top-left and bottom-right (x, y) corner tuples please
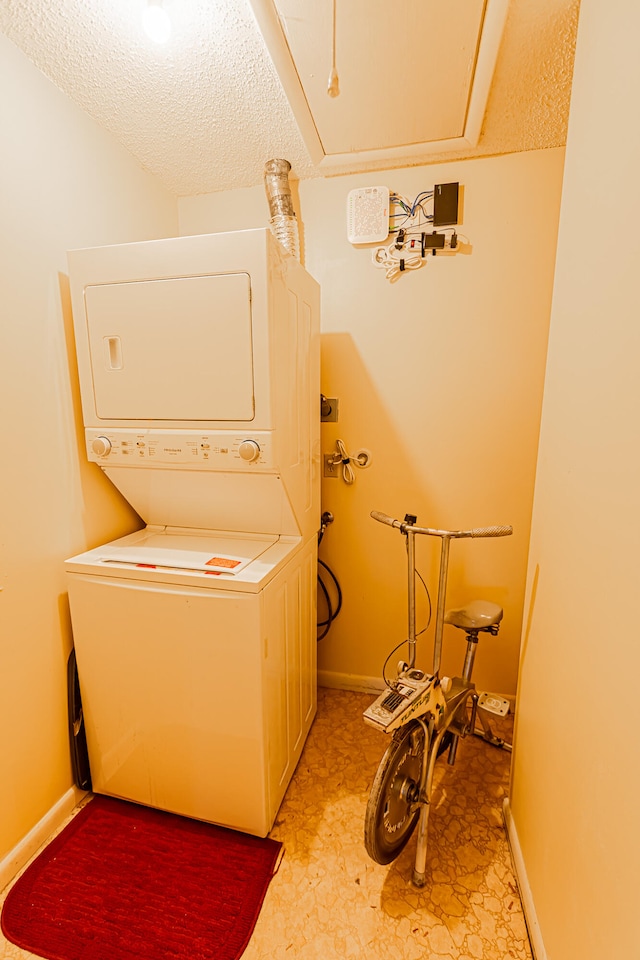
(206, 556), (242, 568)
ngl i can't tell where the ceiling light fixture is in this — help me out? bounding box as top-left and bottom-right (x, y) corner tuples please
(327, 0), (339, 97)
(142, 0), (172, 44)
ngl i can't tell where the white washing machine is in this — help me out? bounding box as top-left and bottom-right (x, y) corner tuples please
(65, 229), (320, 836)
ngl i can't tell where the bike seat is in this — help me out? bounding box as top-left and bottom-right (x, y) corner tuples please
(444, 600), (503, 631)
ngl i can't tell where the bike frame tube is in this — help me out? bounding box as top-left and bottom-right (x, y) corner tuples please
(412, 727), (431, 885)
(432, 536), (451, 676)
(461, 637), (478, 682)
(406, 529), (417, 668)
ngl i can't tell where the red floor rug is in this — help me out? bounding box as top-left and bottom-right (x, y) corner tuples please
(1, 795), (282, 960)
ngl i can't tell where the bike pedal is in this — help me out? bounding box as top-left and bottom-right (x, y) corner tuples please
(477, 692), (510, 716)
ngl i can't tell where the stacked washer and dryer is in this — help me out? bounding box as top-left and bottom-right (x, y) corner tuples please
(65, 228), (320, 837)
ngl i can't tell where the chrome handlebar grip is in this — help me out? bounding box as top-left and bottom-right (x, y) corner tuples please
(370, 510), (399, 527)
(467, 525), (513, 538)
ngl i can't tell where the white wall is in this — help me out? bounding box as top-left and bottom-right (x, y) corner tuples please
(180, 148), (565, 698)
(508, 0), (640, 957)
(0, 34), (177, 868)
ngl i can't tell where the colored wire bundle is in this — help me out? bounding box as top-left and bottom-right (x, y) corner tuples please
(389, 191), (434, 233)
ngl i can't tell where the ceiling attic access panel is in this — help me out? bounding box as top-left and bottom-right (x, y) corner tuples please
(249, 0), (509, 170)
(84, 273), (255, 423)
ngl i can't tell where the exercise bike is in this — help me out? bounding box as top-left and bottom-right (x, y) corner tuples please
(363, 510), (513, 887)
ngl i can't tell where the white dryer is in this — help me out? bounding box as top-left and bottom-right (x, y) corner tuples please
(65, 229), (320, 836)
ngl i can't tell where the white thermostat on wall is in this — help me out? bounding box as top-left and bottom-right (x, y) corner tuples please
(347, 186), (390, 244)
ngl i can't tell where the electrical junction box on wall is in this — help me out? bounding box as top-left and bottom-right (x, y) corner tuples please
(347, 186), (390, 244)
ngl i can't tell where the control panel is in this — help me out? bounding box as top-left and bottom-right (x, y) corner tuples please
(363, 669), (446, 734)
(85, 429), (272, 469)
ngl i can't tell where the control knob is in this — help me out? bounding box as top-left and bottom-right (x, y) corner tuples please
(91, 436), (112, 457)
(238, 439), (261, 463)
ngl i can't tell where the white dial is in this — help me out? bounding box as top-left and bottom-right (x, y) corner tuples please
(238, 440), (261, 462)
(91, 436), (112, 457)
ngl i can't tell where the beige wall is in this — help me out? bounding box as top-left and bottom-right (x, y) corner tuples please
(0, 35), (177, 864)
(180, 148), (564, 697)
(509, 0), (640, 957)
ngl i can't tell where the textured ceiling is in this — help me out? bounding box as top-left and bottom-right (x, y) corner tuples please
(0, 0), (579, 198)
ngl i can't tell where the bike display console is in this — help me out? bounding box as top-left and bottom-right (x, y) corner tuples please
(363, 669), (446, 734)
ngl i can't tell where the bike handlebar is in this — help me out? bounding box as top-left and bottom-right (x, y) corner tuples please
(370, 510), (512, 539)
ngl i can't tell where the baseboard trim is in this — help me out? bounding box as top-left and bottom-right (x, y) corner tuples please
(502, 797), (547, 960)
(318, 670), (385, 694)
(319, 670), (516, 708)
(0, 786), (86, 893)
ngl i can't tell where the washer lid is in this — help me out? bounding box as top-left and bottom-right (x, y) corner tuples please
(94, 530), (277, 575)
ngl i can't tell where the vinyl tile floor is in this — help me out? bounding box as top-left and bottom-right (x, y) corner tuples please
(246, 687), (532, 960)
(0, 687), (532, 960)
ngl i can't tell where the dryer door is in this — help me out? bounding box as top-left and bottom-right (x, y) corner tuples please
(84, 272), (254, 422)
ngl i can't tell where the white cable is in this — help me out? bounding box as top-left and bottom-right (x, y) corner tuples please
(372, 227), (458, 282)
(329, 439), (368, 484)
(372, 242), (424, 281)
(327, 0), (339, 96)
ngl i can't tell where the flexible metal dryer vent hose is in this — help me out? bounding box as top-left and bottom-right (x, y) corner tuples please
(264, 159), (300, 261)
